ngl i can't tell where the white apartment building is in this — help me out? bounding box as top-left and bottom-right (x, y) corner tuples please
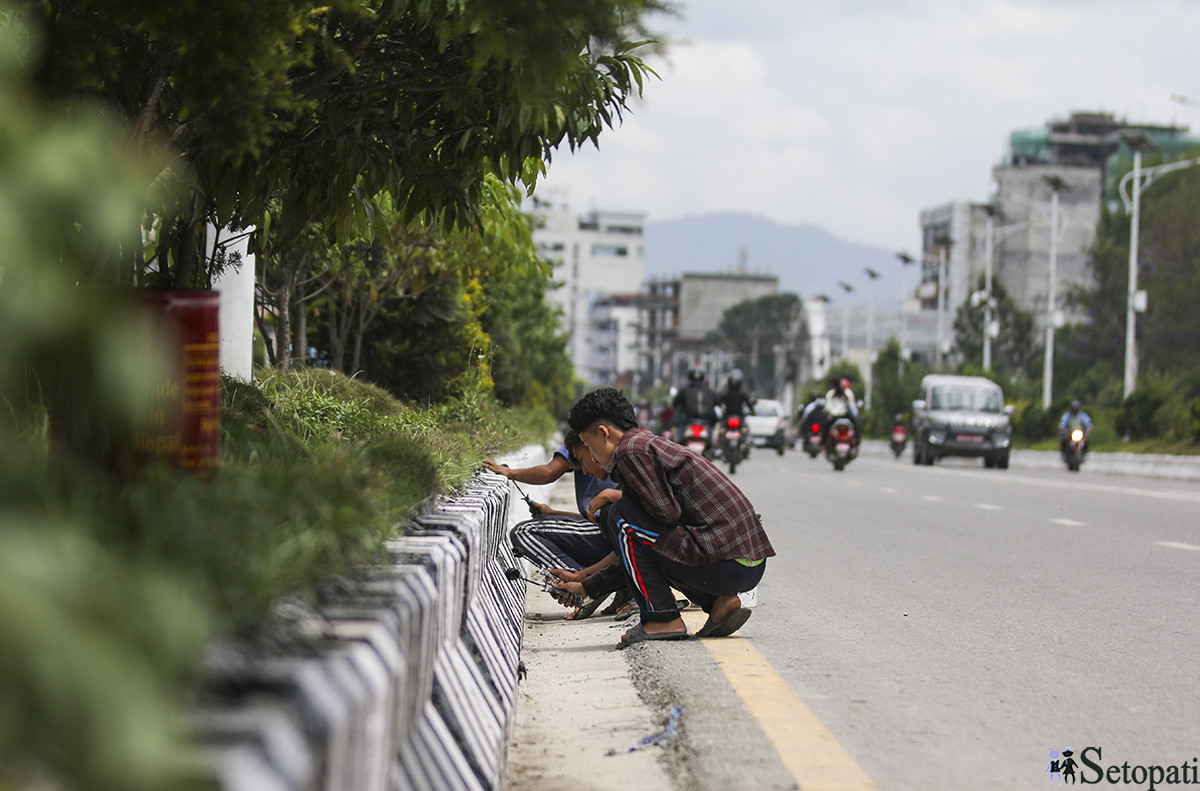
(532, 205), (646, 386)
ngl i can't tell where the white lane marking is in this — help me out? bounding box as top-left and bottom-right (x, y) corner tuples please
(921, 495), (943, 502)
(896, 463), (1200, 504)
(1050, 518), (1088, 527)
(879, 487), (897, 494)
(975, 503), (1003, 511)
(1154, 541), (1200, 551)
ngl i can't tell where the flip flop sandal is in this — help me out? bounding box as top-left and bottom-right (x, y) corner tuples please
(565, 594), (608, 621)
(616, 623), (691, 649)
(696, 607), (752, 638)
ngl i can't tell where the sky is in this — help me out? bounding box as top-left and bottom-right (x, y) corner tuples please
(533, 0), (1200, 253)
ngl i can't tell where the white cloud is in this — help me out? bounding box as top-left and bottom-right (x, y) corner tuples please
(537, 0), (1200, 249)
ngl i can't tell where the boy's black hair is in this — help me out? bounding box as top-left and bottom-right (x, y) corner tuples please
(562, 429), (583, 466)
(568, 387), (638, 433)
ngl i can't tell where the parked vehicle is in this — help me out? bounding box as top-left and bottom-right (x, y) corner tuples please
(743, 398), (788, 456)
(825, 417), (858, 471)
(911, 375), (1013, 469)
(720, 415), (751, 474)
(1062, 426), (1088, 472)
(889, 419), (908, 459)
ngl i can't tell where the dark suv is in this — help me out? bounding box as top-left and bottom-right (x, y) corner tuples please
(911, 375), (1013, 469)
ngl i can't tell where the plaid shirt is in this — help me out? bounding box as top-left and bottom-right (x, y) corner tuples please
(611, 427), (775, 566)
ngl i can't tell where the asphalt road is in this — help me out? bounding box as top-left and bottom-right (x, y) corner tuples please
(718, 444), (1200, 789)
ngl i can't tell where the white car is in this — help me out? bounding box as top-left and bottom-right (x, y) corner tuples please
(743, 399), (788, 455)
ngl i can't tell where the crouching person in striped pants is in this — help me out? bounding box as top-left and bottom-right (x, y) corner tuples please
(483, 431), (628, 618)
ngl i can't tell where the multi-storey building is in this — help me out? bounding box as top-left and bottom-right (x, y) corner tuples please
(532, 205), (646, 386)
(638, 271), (779, 391)
(918, 111), (1198, 360)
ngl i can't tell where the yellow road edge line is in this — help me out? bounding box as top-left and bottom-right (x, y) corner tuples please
(683, 611), (878, 791)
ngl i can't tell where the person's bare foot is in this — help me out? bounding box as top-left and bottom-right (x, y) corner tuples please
(641, 616), (687, 636)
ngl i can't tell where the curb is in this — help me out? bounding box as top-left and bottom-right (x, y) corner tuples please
(189, 469), (525, 791)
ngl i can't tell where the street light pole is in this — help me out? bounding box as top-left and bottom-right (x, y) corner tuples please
(936, 246), (947, 370)
(983, 210), (995, 372)
(864, 268), (881, 411)
(1124, 147), (1144, 400)
(1041, 176), (1067, 409)
(837, 280), (854, 363)
(1116, 135), (1200, 398)
(895, 253), (916, 376)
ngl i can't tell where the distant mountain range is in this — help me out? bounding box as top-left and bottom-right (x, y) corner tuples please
(644, 212), (905, 307)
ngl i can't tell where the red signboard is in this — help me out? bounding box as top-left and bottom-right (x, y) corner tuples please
(136, 291), (220, 474)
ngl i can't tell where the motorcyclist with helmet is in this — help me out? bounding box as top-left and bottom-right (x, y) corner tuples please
(719, 369), (756, 420)
(1059, 399), (1093, 457)
(823, 376), (860, 446)
(798, 388), (825, 427)
(672, 367), (719, 445)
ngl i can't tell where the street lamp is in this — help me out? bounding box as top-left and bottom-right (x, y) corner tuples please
(895, 252), (917, 375)
(895, 249), (948, 369)
(1041, 174), (1068, 409)
(928, 236), (953, 371)
(974, 207), (1029, 372)
(864, 268), (881, 410)
(1117, 132), (1200, 398)
(1002, 182), (1068, 408)
(837, 280), (855, 362)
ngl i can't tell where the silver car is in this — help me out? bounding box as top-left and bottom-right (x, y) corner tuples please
(911, 375), (1013, 469)
(743, 398), (788, 455)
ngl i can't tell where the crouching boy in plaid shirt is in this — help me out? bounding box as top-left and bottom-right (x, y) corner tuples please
(553, 387), (775, 648)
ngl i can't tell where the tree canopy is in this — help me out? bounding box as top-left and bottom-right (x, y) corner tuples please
(1060, 154), (1200, 400)
(952, 273), (1040, 381)
(15, 0), (665, 286)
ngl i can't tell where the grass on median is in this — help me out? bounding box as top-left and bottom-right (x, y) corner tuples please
(0, 366), (552, 791)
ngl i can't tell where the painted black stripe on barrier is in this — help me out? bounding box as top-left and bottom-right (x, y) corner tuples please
(387, 535), (468, 649)
(332, 629), (393, 791)
(482, 559), (525, 632)
(358, 564), (439, 739)
(396, 701), (486, 791)
(187, 704), (313, 791)
(430, 641), (506, 790)
(471, 568), (522, 673)
(462, 599), (517, 714)
(240, 657), (355, 791)
(470, 585), (520, 672)
(315, 605), (405, 744)
(191, 743), (295, 791)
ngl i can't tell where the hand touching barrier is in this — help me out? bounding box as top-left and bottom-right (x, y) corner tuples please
(189, 471), (524, 791)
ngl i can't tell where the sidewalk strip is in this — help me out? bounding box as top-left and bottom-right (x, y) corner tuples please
(683, 612), (877, 791)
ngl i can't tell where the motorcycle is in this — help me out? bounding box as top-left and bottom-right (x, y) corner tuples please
(1063, 427), (1087, 472)
(825, 417), (859, 472)
(889, 423), (908, 458)
(802, 417), (825, 458)
(680, 420), (714, 460)
(720, 415), (751, 474)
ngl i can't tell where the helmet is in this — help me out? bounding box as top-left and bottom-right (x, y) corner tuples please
(688, 368), (706, 383)
(728, 369), (744, 388)
(1069, 400), (1081, 411)
(838, 377), (851, 391)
